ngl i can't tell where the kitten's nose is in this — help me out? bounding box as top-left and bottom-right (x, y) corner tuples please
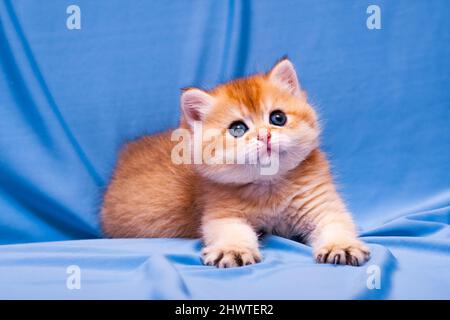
(257, 129), (271, 143)
(257, 129), (272, 156)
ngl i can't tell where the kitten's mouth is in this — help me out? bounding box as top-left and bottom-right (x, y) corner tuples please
(257, 130), (272, 157)
(267, 131), (272, 156)
(255, 131), (274, 167)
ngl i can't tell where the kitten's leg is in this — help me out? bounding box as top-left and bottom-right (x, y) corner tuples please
(201, 217), (261, 268)
(290, 189), (370, 266)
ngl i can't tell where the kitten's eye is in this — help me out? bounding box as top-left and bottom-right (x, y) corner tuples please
(228, 121), (248, 138)
(269, 110), (287, 126)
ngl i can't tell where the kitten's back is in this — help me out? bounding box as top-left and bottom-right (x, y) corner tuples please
(101, 131), (201, 238)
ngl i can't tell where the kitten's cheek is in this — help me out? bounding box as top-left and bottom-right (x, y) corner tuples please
(273, 141), (288, 155)
(278, 149), (288, 157)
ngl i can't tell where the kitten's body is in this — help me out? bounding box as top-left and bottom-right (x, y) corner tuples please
(102, 132), (202, 238)
(102, 58), (370, 267)
(103, 136), (334, 240)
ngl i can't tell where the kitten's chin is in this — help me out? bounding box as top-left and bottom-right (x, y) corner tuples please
(195, 148), (315, 185)
(195, 164), (265, 185)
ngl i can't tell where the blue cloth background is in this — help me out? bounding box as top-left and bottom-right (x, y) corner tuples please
(0, 0), (449, 299)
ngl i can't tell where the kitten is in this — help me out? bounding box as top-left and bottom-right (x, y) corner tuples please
(101, 58), (370, 268)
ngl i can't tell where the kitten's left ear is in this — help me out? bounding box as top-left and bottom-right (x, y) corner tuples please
(268, 58), (301, 96)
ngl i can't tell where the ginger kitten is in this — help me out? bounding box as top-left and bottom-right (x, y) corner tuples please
(101, 58), (370, 267)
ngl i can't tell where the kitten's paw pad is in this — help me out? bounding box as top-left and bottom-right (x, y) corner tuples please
(314, 242), (370, 266)
(202, 246), (262, 268)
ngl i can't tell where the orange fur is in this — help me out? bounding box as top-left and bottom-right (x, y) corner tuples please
(101, 58), (370, 267)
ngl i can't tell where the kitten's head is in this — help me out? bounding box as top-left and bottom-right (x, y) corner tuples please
(179, 58), (320, 184)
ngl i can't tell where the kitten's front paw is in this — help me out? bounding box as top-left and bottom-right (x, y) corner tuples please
(202, 245), (262, 268)
(314, 241), (370, 266)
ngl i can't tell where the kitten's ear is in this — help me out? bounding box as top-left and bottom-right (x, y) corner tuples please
(180, 88), (215, 125)
(268, 58), (301, 96)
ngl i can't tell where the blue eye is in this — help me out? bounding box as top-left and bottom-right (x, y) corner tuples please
(228, 121), (248, 138)
(269, 110), (287, 126)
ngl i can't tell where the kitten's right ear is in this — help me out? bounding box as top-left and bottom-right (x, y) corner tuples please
(181, 88), (215, 125)
(268, 57), (301, 97)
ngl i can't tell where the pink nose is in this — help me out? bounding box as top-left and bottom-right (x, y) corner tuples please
(257, 130), (272, 155)
(257, 130), (271, 143)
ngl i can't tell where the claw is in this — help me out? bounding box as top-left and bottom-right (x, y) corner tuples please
(333, 255), (340, 265)
(212, 252), (224, 266)
(316, 254), (323, 263)
(234, 254), (243, 267)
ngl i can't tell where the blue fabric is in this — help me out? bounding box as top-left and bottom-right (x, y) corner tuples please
(0, 0), (449, 299)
